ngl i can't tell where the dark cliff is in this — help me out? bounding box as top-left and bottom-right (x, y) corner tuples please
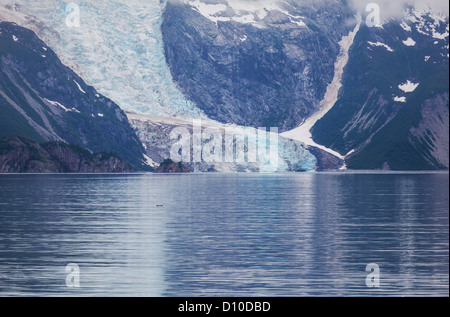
(0, 136), (135, 173)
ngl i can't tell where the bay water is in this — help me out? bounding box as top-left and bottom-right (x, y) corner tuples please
(0, 173), (448, 296)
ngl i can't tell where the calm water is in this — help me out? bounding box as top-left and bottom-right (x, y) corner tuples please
(0, 173), (448, 297)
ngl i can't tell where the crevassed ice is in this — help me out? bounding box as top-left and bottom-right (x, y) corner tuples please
(5, 0), (206, 118)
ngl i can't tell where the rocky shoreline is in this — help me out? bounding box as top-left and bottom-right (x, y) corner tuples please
(0, 136), (135, 173)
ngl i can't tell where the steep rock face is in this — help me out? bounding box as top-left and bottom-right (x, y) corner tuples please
(0, 22), (148, 169)
(162, 0), (356, 131)
(0, 136), (135, 173)
(312, 8), (449, 170)
(409, 94), (449, 169)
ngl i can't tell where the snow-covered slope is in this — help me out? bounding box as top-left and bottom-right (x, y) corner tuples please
(0, 0), (205, 118)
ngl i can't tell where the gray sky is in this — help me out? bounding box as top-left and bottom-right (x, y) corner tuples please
(350, 0), (449, 17)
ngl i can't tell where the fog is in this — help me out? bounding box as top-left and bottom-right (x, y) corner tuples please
(349, 0), (449, 18)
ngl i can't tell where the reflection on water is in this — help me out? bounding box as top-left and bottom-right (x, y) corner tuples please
(0, 173), (448, 296)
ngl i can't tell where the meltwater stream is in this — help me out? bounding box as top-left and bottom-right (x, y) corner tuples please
(0, 173), (448, 296)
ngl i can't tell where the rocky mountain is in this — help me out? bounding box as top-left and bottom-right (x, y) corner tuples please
(162, 0), (356, 130)
(161, 1), (448, 170)
(1, 1), (448, 171)
(0, 21), (149, 170)
(0, 136), (135, 173)
(312, 7), (449, 170)
(0, 3), (344, 173)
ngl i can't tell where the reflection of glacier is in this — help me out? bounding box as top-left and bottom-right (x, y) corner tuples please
(1, 0), (205, 117)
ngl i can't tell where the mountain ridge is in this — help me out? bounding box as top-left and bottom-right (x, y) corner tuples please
(0, 21), (150, 170)
(1, 2), (448, 171)
(312, 8), (449, 170)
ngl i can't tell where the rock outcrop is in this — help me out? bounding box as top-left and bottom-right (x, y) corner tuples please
(154, 159), (190, 173)
(0, 136), (135, 173)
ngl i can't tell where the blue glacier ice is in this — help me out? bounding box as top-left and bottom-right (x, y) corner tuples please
(3, 0), (206, 118)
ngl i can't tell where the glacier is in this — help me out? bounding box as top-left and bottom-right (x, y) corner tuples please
(0, 0), (206, 118)
(128, 114), (320, 172)
(0, 0), (351, 171)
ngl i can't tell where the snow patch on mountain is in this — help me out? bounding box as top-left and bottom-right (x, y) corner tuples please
(432, 27), (449, 39)
(73, 80), (85, 94)
(399, 80), (419, 93)
(44, 98), (70, 112)
(400, 21), (412, 32)
(403, 37), (416, 46)
(44, 98), (80, 113)
(394, 96), (407, 103)
(405, 6), (449, 40)
(368, 41), (394, 52)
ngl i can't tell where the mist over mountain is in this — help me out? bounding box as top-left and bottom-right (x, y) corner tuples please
(350, 0), (449, 18)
